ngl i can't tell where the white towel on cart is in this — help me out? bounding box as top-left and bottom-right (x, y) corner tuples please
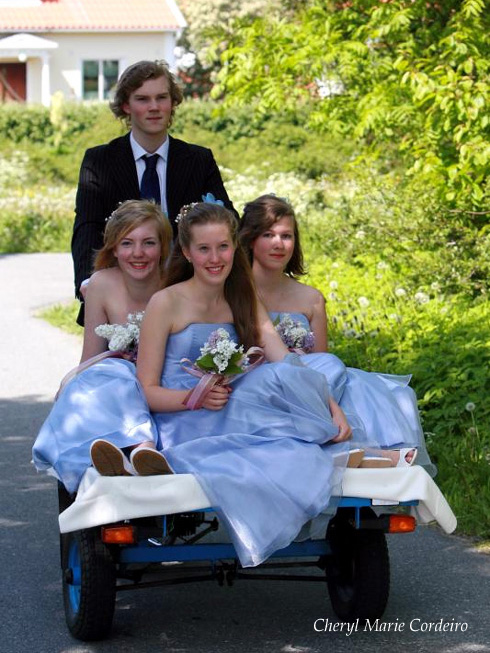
(59, 465), (457, 535)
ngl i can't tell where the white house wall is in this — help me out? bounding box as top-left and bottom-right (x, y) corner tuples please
(26, 31), (177, 103)
(27, 57), (42, 101)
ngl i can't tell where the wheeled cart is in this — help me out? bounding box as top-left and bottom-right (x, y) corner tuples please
(58, 467), (457, 641)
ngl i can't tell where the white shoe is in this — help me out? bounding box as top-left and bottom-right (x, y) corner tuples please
(130, 447), (173, 476)
(90, 440), (135, 476)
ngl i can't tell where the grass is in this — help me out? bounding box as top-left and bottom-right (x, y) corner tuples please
(38, 301), (83, 337)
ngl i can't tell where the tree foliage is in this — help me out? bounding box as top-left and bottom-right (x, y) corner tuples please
(213, 0), (490, 212)
(178, 0), (283, 62)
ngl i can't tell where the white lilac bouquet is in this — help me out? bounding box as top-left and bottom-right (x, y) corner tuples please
(273, 313), (315, 353)
(181, 328), (264, 410)
(195, 328), (249, 375)
(94, 311), (144, 360)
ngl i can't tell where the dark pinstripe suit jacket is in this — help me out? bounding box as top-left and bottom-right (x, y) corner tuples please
(71, 132), (236, 323)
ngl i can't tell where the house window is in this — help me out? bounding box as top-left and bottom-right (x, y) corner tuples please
(82, 60), (119, 100)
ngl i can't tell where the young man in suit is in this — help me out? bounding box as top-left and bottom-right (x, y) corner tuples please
(72, 60), (236, 325)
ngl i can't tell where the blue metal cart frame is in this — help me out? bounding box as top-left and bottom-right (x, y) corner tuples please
(59, 483), (418, 641)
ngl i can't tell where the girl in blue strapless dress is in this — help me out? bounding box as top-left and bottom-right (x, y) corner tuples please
(32, 200), (172, 493)
(238, 194), (435, 474)
(134, 201), (352, 567)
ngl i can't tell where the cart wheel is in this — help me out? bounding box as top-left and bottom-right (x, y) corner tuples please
(62, 528), (116, 641)
(325, 510), (390, 622)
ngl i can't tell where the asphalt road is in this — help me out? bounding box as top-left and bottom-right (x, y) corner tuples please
(0, 253), (489, 653)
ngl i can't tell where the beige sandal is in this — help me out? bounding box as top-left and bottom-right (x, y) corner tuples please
(347, 448), (365, 468)
(359, 456), (392, 469)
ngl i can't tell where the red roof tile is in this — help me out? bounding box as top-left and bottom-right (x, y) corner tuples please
(0, 0), (185, 31)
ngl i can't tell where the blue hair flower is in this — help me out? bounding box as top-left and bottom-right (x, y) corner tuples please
(202, 192), (224, 206)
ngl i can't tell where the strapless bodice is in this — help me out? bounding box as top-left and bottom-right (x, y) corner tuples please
(160, 323), (237, 389)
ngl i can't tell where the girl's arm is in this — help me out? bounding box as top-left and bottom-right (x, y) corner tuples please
(79, 272), (110, 363)
(136, 292), (230, 412)
(309, 288), (329, 353)
(329, 398), (352, 442)
(258, 300), (351, 441)
(257, 301), (291, 362)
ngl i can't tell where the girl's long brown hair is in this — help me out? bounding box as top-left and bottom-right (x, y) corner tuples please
(165, 203), (260, 350)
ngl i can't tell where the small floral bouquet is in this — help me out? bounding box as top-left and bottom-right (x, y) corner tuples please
(94, 311), (144, 361)
(196, 328), (248, 374)
(181, 328), (263, 409)
(56, 312), (144, 399)
(273, 313), (315, 354)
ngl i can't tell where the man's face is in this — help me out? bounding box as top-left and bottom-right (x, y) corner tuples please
(123, 76), (173, 141)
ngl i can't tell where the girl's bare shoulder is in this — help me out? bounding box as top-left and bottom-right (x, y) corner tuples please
(290, 278), (325, 304)
(89, 267), (122, 290)
(147, 283), (188, 310)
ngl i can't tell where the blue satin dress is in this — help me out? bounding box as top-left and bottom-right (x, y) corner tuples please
(152, 323), (348, 568)
(32, 358), (156, 494)
(270, 312), (435, 474)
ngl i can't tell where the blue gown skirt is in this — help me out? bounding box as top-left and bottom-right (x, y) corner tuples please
(152, 323), (349, 567)
(32, 358), (157, 494)
(270, 312), (435, 474)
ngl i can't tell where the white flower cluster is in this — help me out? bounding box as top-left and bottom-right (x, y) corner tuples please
(94, 312), (144, 353)
(175, 202), (197, 224)
(274, 314), (315, 352)
(198, 328), (245, 374)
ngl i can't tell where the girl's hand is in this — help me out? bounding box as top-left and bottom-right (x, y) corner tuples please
(201, 384), (232, 411)
(330, 400), (352, 443)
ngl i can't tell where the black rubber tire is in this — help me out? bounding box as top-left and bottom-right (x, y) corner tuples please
(326, 512), (390, 622)
(62, 528), (116, 641)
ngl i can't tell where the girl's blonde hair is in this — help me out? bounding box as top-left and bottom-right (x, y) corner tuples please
(94, 199), (172, 281)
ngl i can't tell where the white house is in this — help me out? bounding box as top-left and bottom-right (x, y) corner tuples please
(0, 0), (186, 106)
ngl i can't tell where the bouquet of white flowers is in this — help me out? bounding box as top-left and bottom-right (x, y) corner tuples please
(95, 311), (144, 361)
(195, 328), (248, 374)
(181, 328), (263, 409)
(273, 313), (315, 353)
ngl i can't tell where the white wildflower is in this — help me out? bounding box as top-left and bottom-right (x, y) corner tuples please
(414, 292), (430, 304)
(388, 313), (402, 323)
(329, 280), (338, 290)
(358, 296), (370, 308)
(377, 261), (389, 270)
(343, 328), (358, 339)
(355, 230), (366, 240)
(395, 287), (407, 297)
(465, 402), (476, 413)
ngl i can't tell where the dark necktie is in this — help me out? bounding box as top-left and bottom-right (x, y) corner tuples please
(140, 154), (161, 205)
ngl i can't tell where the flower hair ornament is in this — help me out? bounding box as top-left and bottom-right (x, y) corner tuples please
(175, 193), (225, 224)
(105, 202), (124, 224)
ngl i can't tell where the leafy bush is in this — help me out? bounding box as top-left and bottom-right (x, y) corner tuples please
(0, 101), (104, 143)
(0, 174), (75, 252)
